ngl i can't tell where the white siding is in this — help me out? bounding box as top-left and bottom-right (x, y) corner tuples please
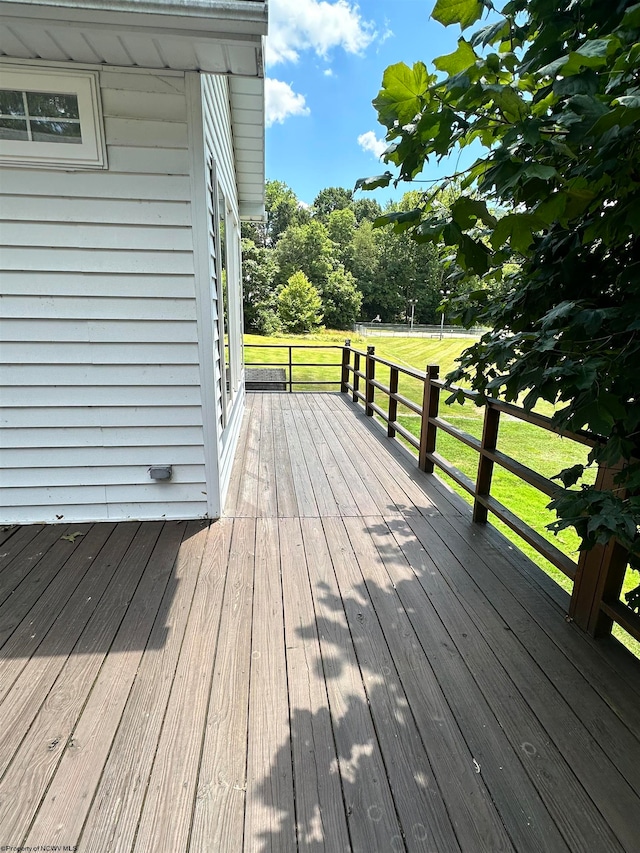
(0, 66), (209, 524)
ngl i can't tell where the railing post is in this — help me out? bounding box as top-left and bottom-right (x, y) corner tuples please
(288, 345), (293, 392)
(569, 463), (629, 637)
(473, 403), (501, 523)
(341, 339), (351, 394)
(353, 351), (360, 403)
(388, 365), (399, 437)
(365, 346), (375, 416)
(419, 365), (439, 472)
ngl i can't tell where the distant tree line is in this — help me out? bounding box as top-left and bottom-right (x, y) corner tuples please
(241, 181), (464, 333)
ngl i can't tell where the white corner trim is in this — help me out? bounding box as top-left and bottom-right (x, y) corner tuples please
(186, 70), (222, 519)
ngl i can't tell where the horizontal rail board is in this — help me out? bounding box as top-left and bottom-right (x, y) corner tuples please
(251, 381), (342, 388)
(477, 495), (577, 578)
(244, 362), (288, 369)
(271, 363), (342, 369)
(432, 417), (482, 453)
(345, 346), (426, 382)
(371, 379), (390, 395)
(370, 356), (425, 382)
(484, 449), (563, 499)
(494, 400), (597, 448)
(391, 420), (420, 450)
(427, 453), (476, 497)
(431, 379), (596, 447)
(393, 392), (422, 416)
(369, 402), (389, 422)
(600, 601), (640, 643)
(245, 344), (341, 350)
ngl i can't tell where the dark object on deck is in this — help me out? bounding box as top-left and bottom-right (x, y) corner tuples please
(245, 367), (287, 391)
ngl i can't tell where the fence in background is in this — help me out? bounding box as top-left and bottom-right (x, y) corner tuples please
(244, 340), (638, 647)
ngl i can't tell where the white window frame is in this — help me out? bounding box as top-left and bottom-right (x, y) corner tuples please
(0, 65), (107, 169)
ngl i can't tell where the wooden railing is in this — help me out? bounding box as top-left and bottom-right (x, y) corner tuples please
(341, 341), (639, 646)
(244, 343), (343, 392)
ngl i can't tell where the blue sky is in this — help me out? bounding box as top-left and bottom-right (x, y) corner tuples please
(264, 0), (471, 208)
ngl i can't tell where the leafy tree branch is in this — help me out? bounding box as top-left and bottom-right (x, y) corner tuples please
(359, 0), (640, 605)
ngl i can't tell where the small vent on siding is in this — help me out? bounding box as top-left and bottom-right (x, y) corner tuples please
(149, 466), (172, 481)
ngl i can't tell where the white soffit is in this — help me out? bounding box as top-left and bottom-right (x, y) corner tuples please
(0, 1), (267, 74)
(228, 73), (264, 221)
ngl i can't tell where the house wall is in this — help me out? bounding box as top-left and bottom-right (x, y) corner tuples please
(0, 64), (214, 524)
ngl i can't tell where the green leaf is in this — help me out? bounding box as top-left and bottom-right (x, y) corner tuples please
(470, 19), (510, 48)
(487, 85), (528, 121)
(572, 394), (626, 435)
(450, 196), (497, 229)
(523, 164), (558, 182)
(458, 233), (491, 273)
(553, 464), (585, 488)
(434, 39), (478, 75)
(413, 219), (446, 241)
(622, 3), (640, 28)
(432, 0), (484, 29)
(576, 39), (613, 60)
(373, 62), (430, 126)
(354, 172), (393, 192)
(553, 70), (599, 98)
(537, 57), (568, 79)
(380, 209), (424, 232)
(490, 213), (540, 253)
(561, 38), (622, 76)
(443, 221), (463, 245)
(570, 363), (598, 390)
(540, 300), (576, 330)
(535, 193), (567, 225)
(614, 94), (640, 109)
(61, 531), (84, 542)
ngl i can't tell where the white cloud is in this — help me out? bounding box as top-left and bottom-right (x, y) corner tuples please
(323, 68), (334, 77)
(265, 78), (311, 127)
(267, 0), (376, 67)
(358, 130), (387, 159)
(378, 21), (394, 49)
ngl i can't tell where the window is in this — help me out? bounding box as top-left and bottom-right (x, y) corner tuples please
(217, 186), (232, 412)
(0, 66), (106, 169)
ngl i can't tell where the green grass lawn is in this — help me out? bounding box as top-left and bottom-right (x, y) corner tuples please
(244, 330), (638, 656)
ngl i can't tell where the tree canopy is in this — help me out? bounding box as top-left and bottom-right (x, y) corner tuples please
(241, 178), (453, 333)
(313, 186), (354, 221)
(278, 272), (323, 334)
(360, 0), (640, 598)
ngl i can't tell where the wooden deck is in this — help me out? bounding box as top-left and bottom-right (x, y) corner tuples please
(1, 392), (639, 852)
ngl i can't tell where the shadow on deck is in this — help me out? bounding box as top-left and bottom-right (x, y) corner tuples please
(0, 392), (638, 852)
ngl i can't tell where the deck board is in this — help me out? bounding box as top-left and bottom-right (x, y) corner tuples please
(343, 515), (515, 853)
(189, 517), (255, 852)
(323, 516), (462, 853)
(244, 517), (296, 851)
(80, 521), (223, 853)
(2, 392), (638, 853)
(394, 516), (625, 853)
(0, 522), (43, 564)
(0, 521), (167, 839)
(24, 521), (188, 849)
(279, 516), (352, 852)
(301, 517), (405, 850)
(420, 515), (640, 798)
